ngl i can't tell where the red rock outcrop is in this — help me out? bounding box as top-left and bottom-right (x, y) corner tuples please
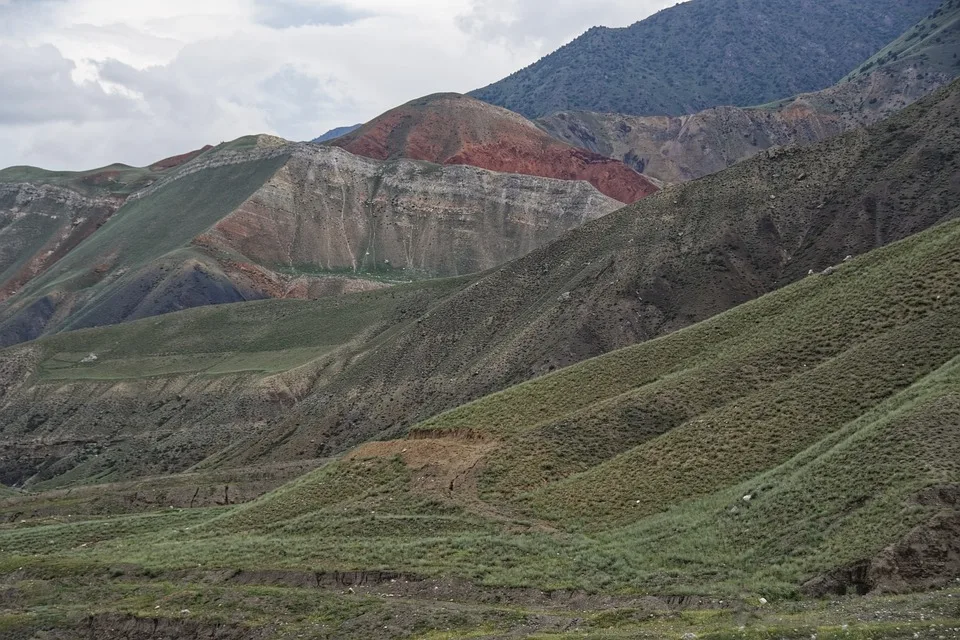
(331, 93), (658, 204)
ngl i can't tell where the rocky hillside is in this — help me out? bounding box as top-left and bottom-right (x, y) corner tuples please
(0, 150), (215, 302)
(538, 0), (960, 184)
(0, 184), (122, 302)
(0, 137), (621, 347)
(329, 93), (658, 203)
(471, 0), (940, 119)
(1, 79), (956, 491)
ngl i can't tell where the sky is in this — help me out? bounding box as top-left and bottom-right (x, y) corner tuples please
(0, 0), (676, 170)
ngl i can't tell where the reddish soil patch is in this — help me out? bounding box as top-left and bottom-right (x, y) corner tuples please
(332, 93), (658, 203)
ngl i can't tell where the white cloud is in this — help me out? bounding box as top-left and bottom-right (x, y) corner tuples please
(457, 0), (675, 50)
(0, 0), (670, 169)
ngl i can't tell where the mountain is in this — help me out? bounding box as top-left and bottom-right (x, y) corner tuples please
(328, 93), (659, 203)
(1, 79), (956, 493)
(1, 104), (959, 637)
(538, 0), (960, 184)
(0, 149), (214, 304)
(0, 135), (621, 346)
(310, 124), (361, 143)
(470, 0), (941, 119)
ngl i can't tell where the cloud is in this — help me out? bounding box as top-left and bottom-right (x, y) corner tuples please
(254, 0), (372, 28)
(0, 43), (136, 125)
(0, 0), (670, 170)
(456, 0), (675, 48)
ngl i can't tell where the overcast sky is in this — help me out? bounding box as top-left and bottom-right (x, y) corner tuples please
(0, 0), (676, 170)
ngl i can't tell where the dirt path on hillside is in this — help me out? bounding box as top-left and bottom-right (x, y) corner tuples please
(347, 436), (557, 531)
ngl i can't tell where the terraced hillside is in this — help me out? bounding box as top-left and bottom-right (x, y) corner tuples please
(471, 0), (940, 118)
(0, 195), (958, 639)
(0, 137), (622, 346)
(329, 93), (659, 203)
(538, 0), (960, 183)
(1, 80), (956, 494)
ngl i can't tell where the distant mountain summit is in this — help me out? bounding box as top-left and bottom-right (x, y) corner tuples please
(329, 93), (658, 203)
(471, 0), (941, 118)
(310, 124), (361, 143)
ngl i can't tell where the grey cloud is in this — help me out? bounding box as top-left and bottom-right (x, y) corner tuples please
(257, 65), (357, 140)
(0, 0), (65, 36)
(96, 57), (226, 127)
(254, 0), (372, 29)
(457, 0), (671, 48)
(0, 43), (137, 124)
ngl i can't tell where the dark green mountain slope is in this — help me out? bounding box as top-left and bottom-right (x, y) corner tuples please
(845, 0), (960, 82)
(471, 0), (940, 118)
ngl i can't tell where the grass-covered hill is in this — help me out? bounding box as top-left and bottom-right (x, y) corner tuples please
(1, 79), (956, 495)
(0, 184), (958, 639)
(538, 0), (960, 184)
(471, 0), (940, 119)
(228, 211), (960, 597)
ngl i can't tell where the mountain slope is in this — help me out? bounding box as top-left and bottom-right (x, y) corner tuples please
(265, 213), (960, 595)
(537, 0), (960, 184)
(329, 93), (658, 203)
(0, 137), (621, 346)
(0, 150), (217, 303)
(1, 80), (957, 491)
(471, 0), (941, 119)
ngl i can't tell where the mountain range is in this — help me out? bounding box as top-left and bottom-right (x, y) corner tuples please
(471, 0), (942, 118)
(1, 1), (959, 638)
(539, 0), (960, 183)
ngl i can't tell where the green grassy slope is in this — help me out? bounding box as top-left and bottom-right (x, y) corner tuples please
(29, 274), (467, 382)
(15, 155), (288, 300)
(470, 0), (939, 118)
(212, 215), (960, 593)
(0, 146), (229, 309)
(0, 275), (465, 489)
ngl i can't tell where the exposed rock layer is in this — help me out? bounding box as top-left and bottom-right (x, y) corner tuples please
(331, 93), (658, 203)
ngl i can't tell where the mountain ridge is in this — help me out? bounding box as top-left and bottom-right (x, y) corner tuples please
(471, 0), (941, 119)
(0, 138), (623, 346)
